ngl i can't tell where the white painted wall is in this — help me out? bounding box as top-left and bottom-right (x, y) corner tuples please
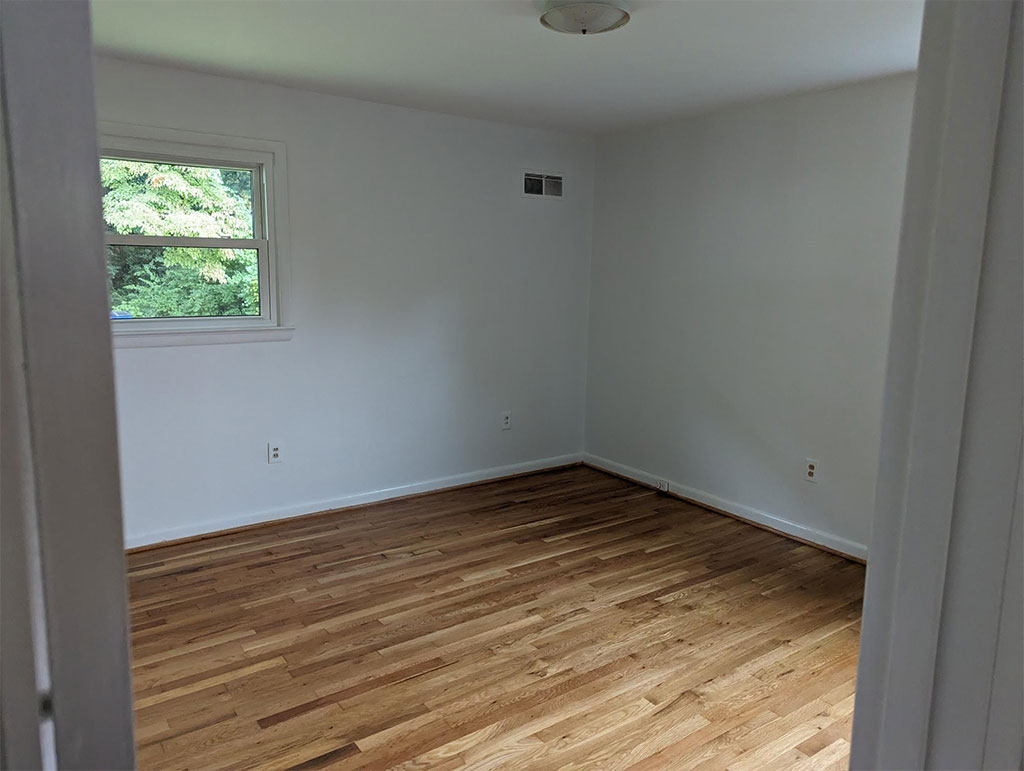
(99, 58), (915, 557)
(584, 74), (916, 558)
(94, 58), (595, 547)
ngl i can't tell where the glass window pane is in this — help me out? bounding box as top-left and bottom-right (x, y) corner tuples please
(100, 158), (255, 238)
(107, 245), (260, 319)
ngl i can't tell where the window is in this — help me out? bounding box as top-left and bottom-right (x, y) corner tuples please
(99, 124), (291, 346)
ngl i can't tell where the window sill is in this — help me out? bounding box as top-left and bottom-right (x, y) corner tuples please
(112, 325), (295, 349)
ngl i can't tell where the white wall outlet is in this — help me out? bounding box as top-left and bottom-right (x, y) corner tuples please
(655, 479), (670, 492)
(805, 458), (819, 483)
(268, 442), (283, 464)
(500, 411), (512, 430)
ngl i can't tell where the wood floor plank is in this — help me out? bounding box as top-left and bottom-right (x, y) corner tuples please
(128, 465), (864, 769)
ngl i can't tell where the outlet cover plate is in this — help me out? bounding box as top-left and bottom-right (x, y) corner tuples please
(268, 443), (283, 464)
(805, 458), (819, 483)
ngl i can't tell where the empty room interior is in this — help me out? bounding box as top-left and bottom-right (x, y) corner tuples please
(4, 0), (1022, 769)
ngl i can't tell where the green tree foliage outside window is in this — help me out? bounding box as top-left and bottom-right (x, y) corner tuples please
(101, 158), (261, 318)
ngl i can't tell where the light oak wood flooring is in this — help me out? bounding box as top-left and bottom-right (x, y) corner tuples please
(127, 465), (864, 770)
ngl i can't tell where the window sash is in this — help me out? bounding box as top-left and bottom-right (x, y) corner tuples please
(101, 154), (264, 241)
(100, 146), (279, 331)
(106, 236), (272, 326)
(105, 234), (267, 250)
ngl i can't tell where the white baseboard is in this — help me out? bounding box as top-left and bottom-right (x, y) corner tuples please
(124, 453), (583, 549)
(126, 451), (868, 561)
(582, 453), (868, 561)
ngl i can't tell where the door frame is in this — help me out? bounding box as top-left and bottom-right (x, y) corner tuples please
(1, 1), (136, 766)
(850, 1), (1022, 768)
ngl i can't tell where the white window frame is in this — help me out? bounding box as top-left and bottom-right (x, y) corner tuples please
(99, 122), (293, 347)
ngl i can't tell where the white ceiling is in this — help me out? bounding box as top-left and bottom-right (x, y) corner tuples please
(91, 0), (923, 134)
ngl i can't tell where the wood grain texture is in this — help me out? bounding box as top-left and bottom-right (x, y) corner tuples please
(127, 466), (864, 770)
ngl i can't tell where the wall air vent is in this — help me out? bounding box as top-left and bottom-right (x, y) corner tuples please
(523, 171), (564, 199)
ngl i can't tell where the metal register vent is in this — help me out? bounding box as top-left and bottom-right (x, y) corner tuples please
(524, 172), (563, 199)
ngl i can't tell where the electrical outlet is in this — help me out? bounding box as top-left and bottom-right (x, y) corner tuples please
(805, 458), (819, 483)
(655, 480), (670, 493)
(500, 411), (512, 430)
(268, 442), (283, 464)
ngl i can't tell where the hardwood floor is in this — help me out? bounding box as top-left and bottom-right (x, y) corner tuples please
(127, 465), (864, 770)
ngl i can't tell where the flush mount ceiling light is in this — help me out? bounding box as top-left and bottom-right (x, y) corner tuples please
(540, 2), (630, 35)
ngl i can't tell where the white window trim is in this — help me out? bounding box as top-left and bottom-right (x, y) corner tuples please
(98, 122), (293, 347)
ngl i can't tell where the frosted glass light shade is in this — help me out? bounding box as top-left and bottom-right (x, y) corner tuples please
(540, 2), (630, 35)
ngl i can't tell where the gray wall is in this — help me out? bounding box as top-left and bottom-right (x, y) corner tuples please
(94, 57), (595, 547)
(97, 59), (917, 558)
(585, 74), (916, 557)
